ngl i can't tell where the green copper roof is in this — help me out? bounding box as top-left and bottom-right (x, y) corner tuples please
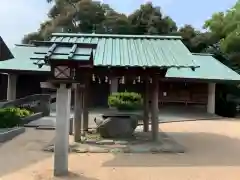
(1, 46), (240, 83)
(0, 36), (14, 61)
(49, 33), (199, 68)
(166, 53), (240, 82)
(30, 41), (97, 66)
(0, 45), (50, 72)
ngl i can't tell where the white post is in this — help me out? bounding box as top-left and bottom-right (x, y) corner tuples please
(110, 78), (118, 94)
(54, 84), (71, 176)
(207, 83), (216, 114)
(7, 74), (17, 101)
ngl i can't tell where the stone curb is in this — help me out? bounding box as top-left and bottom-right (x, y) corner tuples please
(0, 127), (25, 143)
(22, 112), (44, 125)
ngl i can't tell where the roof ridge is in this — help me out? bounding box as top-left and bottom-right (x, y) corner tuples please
(192, 53), (213, 56)
(51, 33), (182, 39)
(15, 44), (36, 47)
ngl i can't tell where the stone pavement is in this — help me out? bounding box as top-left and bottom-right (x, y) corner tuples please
(43, 126), (185, 154)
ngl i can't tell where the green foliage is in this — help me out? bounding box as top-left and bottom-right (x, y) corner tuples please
(23, 1), (179, 43)
(0, 108), (33, 128)
(21, 0), (240, 64)
(108, 92), (143, 111)
(203, 0), (240, 58)
(221, 28), (240, 53)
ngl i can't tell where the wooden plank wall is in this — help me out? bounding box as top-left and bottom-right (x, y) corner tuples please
(159, 81), (208, 105)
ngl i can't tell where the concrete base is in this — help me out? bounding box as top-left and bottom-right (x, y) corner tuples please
(0, 127), (25, 143)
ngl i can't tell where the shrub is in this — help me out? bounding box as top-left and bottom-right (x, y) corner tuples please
(0, 107), (33, 128)
(108, 92), (143, 111)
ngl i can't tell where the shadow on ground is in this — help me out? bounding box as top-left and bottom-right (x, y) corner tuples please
(35, 171), (100, 180)
(102, 132), (240, 167)
(0, 128), (54, 177)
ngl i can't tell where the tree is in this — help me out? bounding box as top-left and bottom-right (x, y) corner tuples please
(22, 32), (44, 44)
(175, 25), (215, 53)
(97, 10), (132, 34)
(128, 2), (177, 35)
(177, 25), (198, 51)
(203, 0), (240, 57)
(23, 1), (179, 43)
(190, 32), (218, 53)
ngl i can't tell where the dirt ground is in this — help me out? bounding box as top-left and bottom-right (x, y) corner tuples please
(2, 119), (240, 180)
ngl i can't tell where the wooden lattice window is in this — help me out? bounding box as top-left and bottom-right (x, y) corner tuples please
(54, 66), (71, 79)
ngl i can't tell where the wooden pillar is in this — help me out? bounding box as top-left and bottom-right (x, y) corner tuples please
(151, 76), (159, 141)
(74, 84), (83, 142)
(83, 82), (89, 132)
(143, 80), (150, 132)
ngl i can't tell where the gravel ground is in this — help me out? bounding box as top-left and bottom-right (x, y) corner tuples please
(2, 119), (240, 180)
(0, 128), (54, 177)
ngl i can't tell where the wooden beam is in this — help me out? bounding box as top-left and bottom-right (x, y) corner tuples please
(74, 84), (83, 142)
(151, 75), (159, 141)
(143, 79), (150, 132)
(83, 75), (90, 132)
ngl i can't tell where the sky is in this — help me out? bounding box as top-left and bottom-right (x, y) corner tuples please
(0, 0), (237, 47)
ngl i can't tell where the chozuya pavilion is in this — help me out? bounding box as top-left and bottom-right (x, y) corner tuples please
(1, 33), (240, 176)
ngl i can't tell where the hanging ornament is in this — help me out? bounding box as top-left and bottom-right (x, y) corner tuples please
(137, 76), (141, 83)
(105, 76), (108, 83)
(72, 69), (76, 78)
(133, 80), (136, 84)
(98, 77), (101, 84)
(92, 74), (95, 81)
(120, 76), (125, 84)
(120, 77), (123, 84)
(149, 78), (152, 84)
(109, 79), (111, 84)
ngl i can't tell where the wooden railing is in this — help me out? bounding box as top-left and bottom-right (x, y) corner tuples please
(158, 91), (208, 105)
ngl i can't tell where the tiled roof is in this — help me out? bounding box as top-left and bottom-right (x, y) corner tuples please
(166, 53), (240, 82)
(48, 33), (199, 68)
